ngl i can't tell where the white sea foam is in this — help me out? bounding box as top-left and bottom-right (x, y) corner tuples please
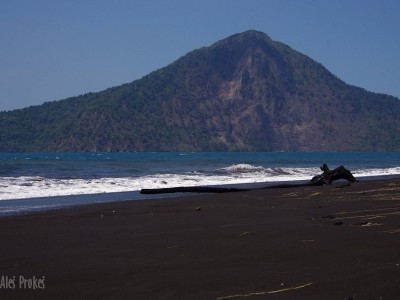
(1, 164), (400, 201)
(353, 167), (400, 177)
(217, 163), (267, 173)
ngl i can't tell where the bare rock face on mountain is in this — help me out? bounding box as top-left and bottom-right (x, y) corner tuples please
(1, 30), (400, 151)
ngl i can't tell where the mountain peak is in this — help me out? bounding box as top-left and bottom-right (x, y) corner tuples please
(227, 29), (273, 41)
(210, 30), (274, 50)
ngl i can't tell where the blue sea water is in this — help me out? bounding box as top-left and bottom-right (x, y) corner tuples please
(0, 152), (399, 216)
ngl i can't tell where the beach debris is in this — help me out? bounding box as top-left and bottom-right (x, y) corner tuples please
(141, 186), (249, 194)
(380, 228), (400, 234)
(329, 210), (400, 221)
(195, 206), (201, 211)
(323, 215), (336, 219)
(141, 164), (358, 194)
(334, 221), (344, 226)
(216, 282), (313, 299)
(309, 192), (322, 197)
(284, 192), (298, 197)
(239, 232), (249, 236)
(167, 245), (179, 249)
(309, 163), (358, 185)
(366, 216), (385, 220)
(220, 224), (234, 228)
(360, 221), (383, 227)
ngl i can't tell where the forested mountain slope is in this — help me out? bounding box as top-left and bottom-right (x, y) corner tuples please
(1, 30), (400, 151)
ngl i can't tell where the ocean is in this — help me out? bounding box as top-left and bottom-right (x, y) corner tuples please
(1, 152), (399, 216)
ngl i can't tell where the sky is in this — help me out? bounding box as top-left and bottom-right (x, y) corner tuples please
(1, 0), (399, 112)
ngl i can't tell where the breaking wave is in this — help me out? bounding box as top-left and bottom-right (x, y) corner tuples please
(3, 164), (399, 201)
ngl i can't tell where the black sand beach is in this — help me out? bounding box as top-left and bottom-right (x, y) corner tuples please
(1, 179), (400, 299)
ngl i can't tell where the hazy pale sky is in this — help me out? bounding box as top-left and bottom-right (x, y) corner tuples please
(1, 0), (399, 111)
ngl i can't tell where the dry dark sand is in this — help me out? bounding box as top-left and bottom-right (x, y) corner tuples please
(1, 179), (400, 299)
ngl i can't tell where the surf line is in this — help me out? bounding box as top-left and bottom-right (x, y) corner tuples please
(216, 282), (313, 299)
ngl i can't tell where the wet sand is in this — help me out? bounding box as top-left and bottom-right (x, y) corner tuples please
(1, 179), (400, 299)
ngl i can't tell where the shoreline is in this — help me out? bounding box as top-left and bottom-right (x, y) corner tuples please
(1, 177), (400, 299)
(1, 174), (399, 218)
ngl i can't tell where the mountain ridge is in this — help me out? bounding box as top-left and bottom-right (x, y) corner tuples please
(1, 30), (400, 152)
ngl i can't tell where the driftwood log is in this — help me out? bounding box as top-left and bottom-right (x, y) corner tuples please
(140, 163), (358, 195)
